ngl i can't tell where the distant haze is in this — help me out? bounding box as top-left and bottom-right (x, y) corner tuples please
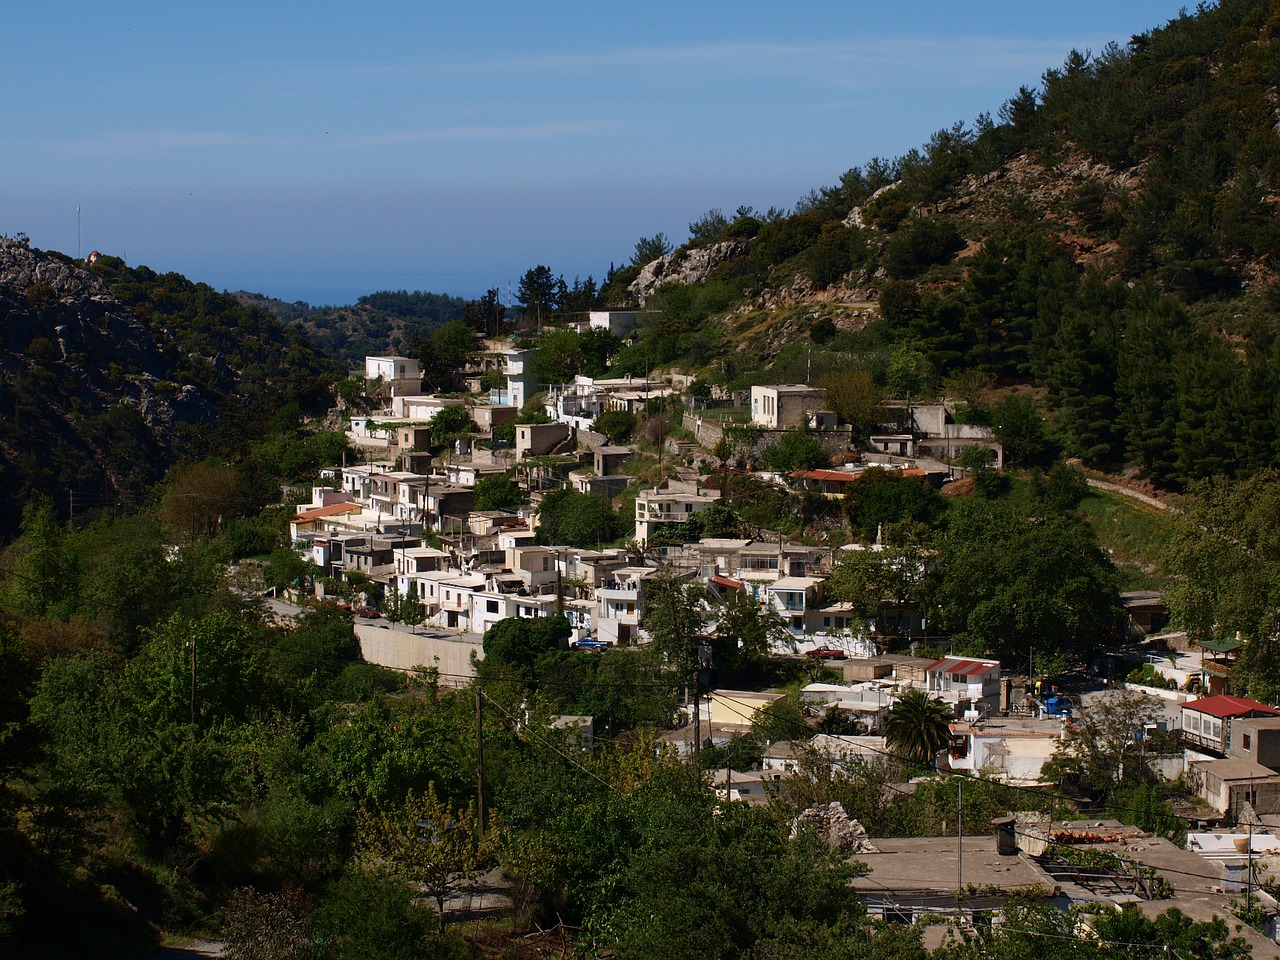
(5, 1), (1189, 305)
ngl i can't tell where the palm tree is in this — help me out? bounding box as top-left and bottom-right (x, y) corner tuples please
(883, 688), (953, 769)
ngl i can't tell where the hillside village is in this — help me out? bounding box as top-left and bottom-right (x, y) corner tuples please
(11, 2), (1280, 956)
(253, 327), (1280, 955)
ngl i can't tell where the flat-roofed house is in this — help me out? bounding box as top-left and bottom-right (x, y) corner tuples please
(750, 384), (825, 429)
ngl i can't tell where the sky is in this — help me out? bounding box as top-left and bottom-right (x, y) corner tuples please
(4, 1), (1193, 306)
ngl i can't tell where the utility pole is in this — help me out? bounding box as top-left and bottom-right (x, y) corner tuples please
(475, 688), (486, 838)
(692, 664), (701, 762)
(189, 634), (197, 726)
(957, 778), (964, 900)
(1247, 810), (1254, 913)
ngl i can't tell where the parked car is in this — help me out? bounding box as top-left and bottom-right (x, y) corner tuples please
(354, 606), (381, 618)
(573, 639), (610, 651)
(805, 646), (845, 660)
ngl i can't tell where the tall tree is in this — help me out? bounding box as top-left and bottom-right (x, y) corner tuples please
(883, 689), (952, 768)
(937, 499), (1119, 663)
(631, 233), (673, 267)
(358, 784), (487, 931)
(516, 266), (565, 329)
(1164, 471), (1280, 701)
(641, 569), (706, 676)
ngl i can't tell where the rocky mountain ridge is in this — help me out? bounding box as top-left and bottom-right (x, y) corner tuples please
(0, 238), (339, 535)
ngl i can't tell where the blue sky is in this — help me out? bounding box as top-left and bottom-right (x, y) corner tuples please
(4, 1), (1191, 305)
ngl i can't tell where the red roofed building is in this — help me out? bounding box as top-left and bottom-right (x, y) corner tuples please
(1181, 694), (1280, 755)
(925, 656), (1002, 714)
(289, 498), (364, 539)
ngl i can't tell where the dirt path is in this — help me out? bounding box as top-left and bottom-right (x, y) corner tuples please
(135, 941), (225, 958)
(1085, 477), (1169, 511)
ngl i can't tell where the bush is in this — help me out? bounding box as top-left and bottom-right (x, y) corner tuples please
(593, 410), (636, 444)
(760, 430), (830, 474)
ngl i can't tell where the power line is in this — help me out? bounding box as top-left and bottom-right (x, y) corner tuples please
(478, 688), (616, 792)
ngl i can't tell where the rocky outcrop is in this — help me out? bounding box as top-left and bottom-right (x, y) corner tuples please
(0, 237), (109, 299)
(628, 240), (748, 304)
(0, 239), (220, 528)
(789, 802), (880, 854)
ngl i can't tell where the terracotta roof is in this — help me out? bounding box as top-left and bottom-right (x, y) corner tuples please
(292, 502), (362, 522)
(709, 575), (745, 590)
(790, 469), (861, 483)
(1182, 694), (1280, 719)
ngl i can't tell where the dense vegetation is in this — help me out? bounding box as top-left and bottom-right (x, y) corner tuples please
(294, 290), (470, 368)
(0, 492), (1228, 957)
(0, 247), (343, 539)
(6, 3), (1280, 955)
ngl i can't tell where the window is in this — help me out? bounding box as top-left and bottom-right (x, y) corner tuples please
(486, 600), (500, 614)
(1244, 733), (1253, 750)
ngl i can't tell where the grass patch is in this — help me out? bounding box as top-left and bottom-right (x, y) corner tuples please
(1075, 488), (1174, 591)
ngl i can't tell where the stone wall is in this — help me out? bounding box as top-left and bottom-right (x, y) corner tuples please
(682, 414), (856, 459)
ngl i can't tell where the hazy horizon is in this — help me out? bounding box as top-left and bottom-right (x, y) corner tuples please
(6, 1), (1193, 306)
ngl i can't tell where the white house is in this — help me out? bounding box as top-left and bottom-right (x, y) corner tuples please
(925, 657), (1002, 714)
(945, 714), (1066, 783)
(365, 355), (421, 389)
(634, 480), (722, 545)
(499, 349), (538, 410)
(750, 385), (826, 429)
(588, 310), (642, 338)
(765, 576), (825, 635)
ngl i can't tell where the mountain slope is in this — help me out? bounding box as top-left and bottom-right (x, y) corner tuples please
(0, 239), (342, 536)
(615, 0), (1280, 491)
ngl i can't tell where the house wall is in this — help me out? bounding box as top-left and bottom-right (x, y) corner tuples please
(709, 691), (783, 727)
(365, 356), (421, 383)
(750, 386), (823, 429)
(516, 422), (571, 459)
(588, 310), (641, 337)
(1230, 721), (1280, 770)
(1183, 710), (1228, 753)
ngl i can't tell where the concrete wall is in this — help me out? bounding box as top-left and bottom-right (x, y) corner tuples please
(356, 622), (483, 681)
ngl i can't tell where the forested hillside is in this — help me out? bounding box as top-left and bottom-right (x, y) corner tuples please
(281, 289), (470, 369)
(0, 239), (343, 537)
(613, 0), (1280, 491)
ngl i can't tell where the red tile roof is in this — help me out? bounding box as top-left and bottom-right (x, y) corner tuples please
(790, 469), (862, 483)
(1182, 695), (1280, 719)
(709, 575), (745, 591)
(927, 657), (1000, 677)
(292, 502), (362, 523)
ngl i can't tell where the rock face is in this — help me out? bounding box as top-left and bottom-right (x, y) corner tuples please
(0, 239), (218, 530)
(628, 240), (747, 304)
(790, 802), (880, 855)
(0, 238), (110, 300)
